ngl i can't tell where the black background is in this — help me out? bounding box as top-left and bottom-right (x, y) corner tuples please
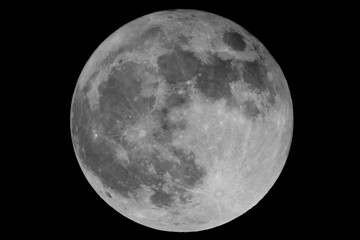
(10, 2), (349, 238)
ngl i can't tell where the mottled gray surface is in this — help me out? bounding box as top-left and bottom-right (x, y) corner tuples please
(70, 9), (293, 232)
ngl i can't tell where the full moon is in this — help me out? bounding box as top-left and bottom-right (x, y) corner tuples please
(70, 9), (293, 232)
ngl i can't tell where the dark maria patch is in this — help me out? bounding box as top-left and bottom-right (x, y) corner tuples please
(222, 31), (246, 51)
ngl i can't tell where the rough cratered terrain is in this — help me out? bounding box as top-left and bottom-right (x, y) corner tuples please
(71, 10), (293, 232)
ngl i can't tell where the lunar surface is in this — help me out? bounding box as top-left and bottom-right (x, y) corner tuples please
(70, 10), (293, 232)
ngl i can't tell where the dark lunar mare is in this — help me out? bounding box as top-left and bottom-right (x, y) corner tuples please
(151, 83), (190, 145)
(239, 59), (279, 119)
(222, 31), (246, 51)
(242, 100), (261, 118)
(242, 60), (276, 99)
(72, 57), (206, 209)
(157, 45), (240, 103)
